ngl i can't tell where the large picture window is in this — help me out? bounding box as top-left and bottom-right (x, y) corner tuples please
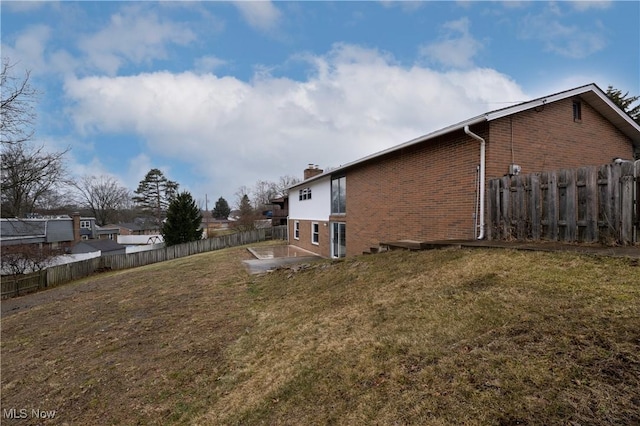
(331, 176), (346, 214)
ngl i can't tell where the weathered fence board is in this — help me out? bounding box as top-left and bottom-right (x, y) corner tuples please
(488, 162), (638, 245)
(1, 270), (46, 298)
(2, 226), (288, 299)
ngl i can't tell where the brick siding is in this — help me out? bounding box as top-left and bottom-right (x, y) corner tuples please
(341, 100), (634, 256)
(289, 219), (331, 257)
(487, 98), (633, 178)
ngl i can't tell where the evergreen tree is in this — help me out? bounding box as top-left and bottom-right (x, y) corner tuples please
(132, 168), (179, 225)
(161, 191), (202, 246)
(606, 86), (640, 124)
(212, 196), (231, 219)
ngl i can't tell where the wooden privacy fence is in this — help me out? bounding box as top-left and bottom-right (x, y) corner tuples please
(2, 226), (288, 299)
(487, 162), (639, 245)
(1, 270), (47, 298)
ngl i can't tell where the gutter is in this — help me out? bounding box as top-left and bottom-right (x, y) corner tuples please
(464, 125), (486, 240)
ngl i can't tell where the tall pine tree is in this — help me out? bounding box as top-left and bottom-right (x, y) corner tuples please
(132, 168), (179, 225)
(212, 196), (231, 219)
(606, 86), (640, 124)
(161, 191), (202, 246)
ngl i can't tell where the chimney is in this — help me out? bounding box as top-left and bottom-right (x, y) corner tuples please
(72, 212), (81, 243)
(303, 164), (324, 180)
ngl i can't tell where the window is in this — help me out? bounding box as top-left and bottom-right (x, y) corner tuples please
(294, 221), (300, 240)
(312, 222), (319, 245)
(80, 220), (91, 229)
(81, 235), (89, 240)
(299, 187), (312, 201)
(573, 101), (582, 122)
(331, 176), (346, 214)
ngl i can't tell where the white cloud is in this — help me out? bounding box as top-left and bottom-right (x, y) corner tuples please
(570, 1), (611, 12)
(63, 44), (527, 200)
(379, 1), (425, 12)
(233, 1), (281, 32)
(519, 2), (607, 59)
(0, 25), (51, 76)
(519, 13), (606, 59)
(2, 1), (50, 12)
(194, 55), (228, 74)
(419, 17), (483, 69)
(77, 8), (196, 75)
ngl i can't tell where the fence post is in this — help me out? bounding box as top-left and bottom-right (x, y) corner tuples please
(582, 167), (598, 242)
(500, 176), (511, 238)
(530, 173), (541, 240)
(486, 179), (496, 240)
(621, 175), (634, 245)
(544, 171), (558, 240)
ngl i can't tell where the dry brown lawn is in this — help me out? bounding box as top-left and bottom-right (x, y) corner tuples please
(2, 243), (639, 425)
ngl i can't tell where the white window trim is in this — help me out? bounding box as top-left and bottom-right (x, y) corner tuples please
(311, 222), (319, 245)
(80, 220), (91, 229)
(294, 220), (300, 240)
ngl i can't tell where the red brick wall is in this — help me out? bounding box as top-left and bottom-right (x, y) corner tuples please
(340, 99), (634, 257)
(345, 129), (481, 256)
(487, 98), (633, 178)
(289, 219), (331, 257)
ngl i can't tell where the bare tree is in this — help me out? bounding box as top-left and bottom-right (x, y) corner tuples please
(1, 143), (68, 218)
(73, 175), (131, 225)
(1, 58), (39, 146)
(274, 175), (300, 198)
(252, 180), (277, 210)
(237, 175), (301, 212)
(234, 185), (251, 210)
(1, 244), (60, 275)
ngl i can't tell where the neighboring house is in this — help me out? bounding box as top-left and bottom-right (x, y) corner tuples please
(1, 213), (122, 253)
(268, 196), (289, 226)
(78, 217), (95, 240)
(71, 239), (127, 256)
(0, 217), (78, 250)
(201, 216), (232, 236)
(288, 83), (640, 258)
(112, 222), (159, 236)
(95, 226), (120, 240)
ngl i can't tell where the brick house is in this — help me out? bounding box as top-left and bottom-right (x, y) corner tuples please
(288, 83), (640, 258)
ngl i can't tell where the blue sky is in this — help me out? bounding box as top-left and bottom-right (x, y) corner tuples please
(2, 1), (639, 208)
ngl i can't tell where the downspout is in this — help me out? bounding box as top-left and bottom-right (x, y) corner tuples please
(464, 125), (486, 240)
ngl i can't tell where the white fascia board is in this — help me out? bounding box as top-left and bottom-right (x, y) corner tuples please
(485, 84), (598, 121)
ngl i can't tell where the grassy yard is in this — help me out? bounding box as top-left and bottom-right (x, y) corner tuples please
(1, 244), (639, 425)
